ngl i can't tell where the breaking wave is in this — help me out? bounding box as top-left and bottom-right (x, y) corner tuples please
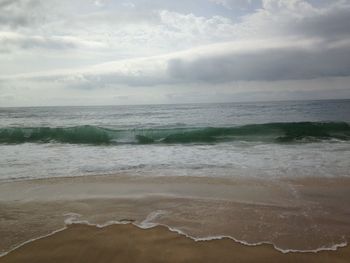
(0, 122), (349, 145)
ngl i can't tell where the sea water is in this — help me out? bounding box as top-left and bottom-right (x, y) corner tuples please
(1, 99), (350, 181)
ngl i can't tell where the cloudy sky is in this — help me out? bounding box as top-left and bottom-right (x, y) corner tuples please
(1, 0), (350, 106)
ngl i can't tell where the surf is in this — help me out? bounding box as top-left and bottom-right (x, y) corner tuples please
(0, 122), (349, 145)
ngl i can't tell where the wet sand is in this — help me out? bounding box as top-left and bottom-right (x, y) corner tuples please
(1, 223), (350, 263)
(1, 174), (350, 261)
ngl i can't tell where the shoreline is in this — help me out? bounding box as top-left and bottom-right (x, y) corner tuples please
(1, 213), (348, 258)
(1, 223), (350, 263)
(1, 174), (350, 259)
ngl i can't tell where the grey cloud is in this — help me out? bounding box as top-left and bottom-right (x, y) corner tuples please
(209, 0), (261, 9)
(24, 40), (350, 89)
(291, 3), (350, 40)
(2, 0), (350, 96)
(0, 36), (72, 51)
(167, 44), (350, 82)
(0, 0), (43, 29)
(62, 72), (170, 90)
(22, 67), (170, 90)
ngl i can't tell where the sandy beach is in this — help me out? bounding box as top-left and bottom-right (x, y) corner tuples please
(0, 174), (350, 262)
(1, 223), (350, 263)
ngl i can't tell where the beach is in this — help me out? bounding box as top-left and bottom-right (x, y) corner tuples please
(1, 102), (350, 262)
(0, 174), (350, 262)
(1, 223), (350, 263)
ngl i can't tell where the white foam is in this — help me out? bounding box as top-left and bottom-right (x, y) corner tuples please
(137, 210), (168, 229)
(2, 139), (350, 182)
(0, 227), (67, 258)
(0, 211), (348, 258)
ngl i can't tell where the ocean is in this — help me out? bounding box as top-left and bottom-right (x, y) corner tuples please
(1, 99), (350, 181)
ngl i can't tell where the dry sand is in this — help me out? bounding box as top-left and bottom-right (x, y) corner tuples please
(1, 223), (349, 263)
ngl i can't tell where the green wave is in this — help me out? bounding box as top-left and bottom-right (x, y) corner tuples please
(0, 125), (110, 144)
(0, 122), (349, 145)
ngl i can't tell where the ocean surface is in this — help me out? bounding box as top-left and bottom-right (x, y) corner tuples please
(1, 99), (350, 181)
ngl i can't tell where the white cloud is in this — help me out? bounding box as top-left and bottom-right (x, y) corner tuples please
(4, 37), (350, 88)
(0, 31), (106, 52)
(1, 0), (350, 106)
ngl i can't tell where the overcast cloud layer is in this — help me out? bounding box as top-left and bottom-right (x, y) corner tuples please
(1, 0), (350, 106)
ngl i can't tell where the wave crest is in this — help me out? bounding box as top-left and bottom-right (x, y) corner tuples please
(0, 122), (349, 145)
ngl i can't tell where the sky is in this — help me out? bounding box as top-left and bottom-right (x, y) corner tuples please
(0, 0), (350, 106)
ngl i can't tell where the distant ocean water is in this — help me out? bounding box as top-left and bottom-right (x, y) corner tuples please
(1, 100), (350, 181)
